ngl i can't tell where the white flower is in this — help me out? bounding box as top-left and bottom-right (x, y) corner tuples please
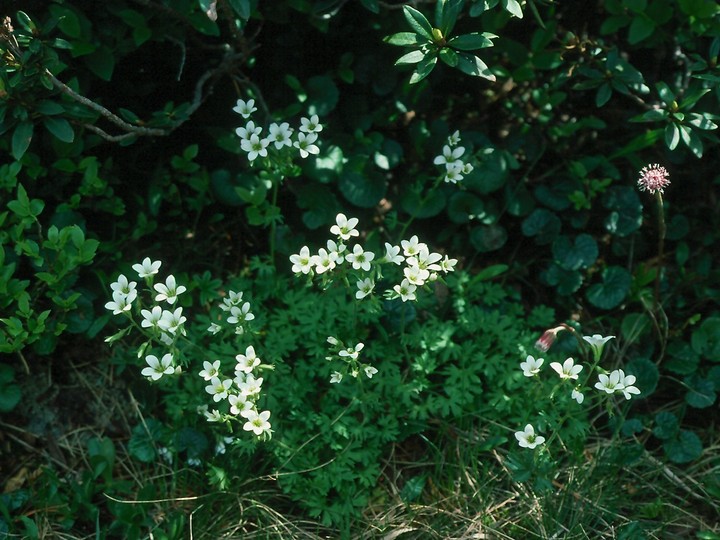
(294, 132), (320, 158)
(447, 130), (461, 146)
(583, 334), (616, 359)
(339, 342), (364, 361)
(237, 373), (263, 396)
(622, 375), (640, 399)
(401, 235), (427, 257)
(153, 275), (186, 305)
(158, 307), (186, 335)
(105, 290), (134, 314)
(394, 278), (417, 302)
(384, 243), (404, 265)
(515, 424), (545, 449)
(520, 355), (544, 377)
(227, 302), (254, 325)
(235, 345), (261, 374)
(204, 408), (222, 422)
(299, 114), (322, 133)
(416, 248), (443, 271)
(620, 371), (641, 400)
(462, 162), (474, 175)
(356, 277), (375, 300)
(550, 358), (583, 380)
(235, 120), (261, 142)
(327, 336), (339, 346)
(326, 239), (346, 264)
(267, 121), (293, 149)
(141, 354), (175, 381)
(345, 244), (375, 271)
(205, 376), (233, 402)
(594, 369), (624, 394)
(241, 133), (270, 162)
(219, 291), (244, 311)
(140, 305), (163, 329)
(330, 371), (343, 384)
(364, 365), (378, 379)
(443, 163), (464, 184)
(242, 409), (272, 436)
(330, 213), (360, 241)
(207, 322), (222, 334)
(110, 274), (137, 296)
(440, 255), (458, 273)
(290, 246), (314, 274)
(572, 388), (585, 404)
(199, 360), (221, 381)
(433, 144), (465, 167)
(233, 98), (257, 119)
(229, 394), (252, 416)
(312, 248), (336, 274)
(132, 257), (162, 278)
(403, 261), (430, 286)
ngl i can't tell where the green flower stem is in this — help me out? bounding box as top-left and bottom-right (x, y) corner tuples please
(654, 192), (666, 311)
(269, 177), (280, 263)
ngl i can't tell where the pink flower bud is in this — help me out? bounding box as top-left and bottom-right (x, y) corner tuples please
(534, 325), (567, 352)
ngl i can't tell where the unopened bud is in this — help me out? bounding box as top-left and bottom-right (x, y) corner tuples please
(534, 325), (567, 352)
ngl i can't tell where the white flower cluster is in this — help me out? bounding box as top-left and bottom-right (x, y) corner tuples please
(234, 98), (322, 162)
(210, 289), (255, 336)
(197, 344), (272, 439)
(515, 334), (641, 450)
(433, 130), (473, 184)
(326, 337), (377, 384)
(289, 213), (458, 304)
(105, 257), (188, 380)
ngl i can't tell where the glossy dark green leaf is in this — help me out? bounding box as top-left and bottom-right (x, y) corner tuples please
(653, 411), (679, 440)
(385, 32), (425, 46)
(586, 266), (631, 309)
(552, 234), (598, 271)
(663, 430), (703, 464)
(628, 14), (655, 44)
(521, 208), (561, 244)
(409, 55), (438, 84)
(455, 52), (495, 81)
(665, 123), (680, 150)
(691, 317), (720, 360)
(470, 224), (507, 252)
(43, 117), (75, 143)
(396, 49), (426, 65)
(448, 32), (495, 51)
(338, 171), (386, 208)
(627, 357), (659, 397)
(403, 5), (434, 41)
(400, 188), (445, 217)
(12, 121), (34, 160)
(684, 375), (716, 408)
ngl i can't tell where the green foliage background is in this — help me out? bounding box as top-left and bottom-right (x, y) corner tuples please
(1, 0), (720, 537)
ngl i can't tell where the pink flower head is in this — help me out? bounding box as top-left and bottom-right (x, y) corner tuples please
(638, 164), (670, 195)
(534, 325), (567, 353)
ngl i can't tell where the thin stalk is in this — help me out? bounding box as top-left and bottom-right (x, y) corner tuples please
(654, 192), (666, 311)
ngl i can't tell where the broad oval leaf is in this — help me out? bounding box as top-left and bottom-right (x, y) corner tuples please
(684, 375), (716, 409)
(455, 52), (495, 81)
(403, 5), (434, 40)
(12, 121), (34, 160)
(409, 55), (438, 84)
(44, 117), (75, 143)
(586, 265), (631, 309)
(385, 32), (425, 46)
(396, 49), (426, 65)
(663, 430), (703, 464)
(448, 32), (495, 51)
